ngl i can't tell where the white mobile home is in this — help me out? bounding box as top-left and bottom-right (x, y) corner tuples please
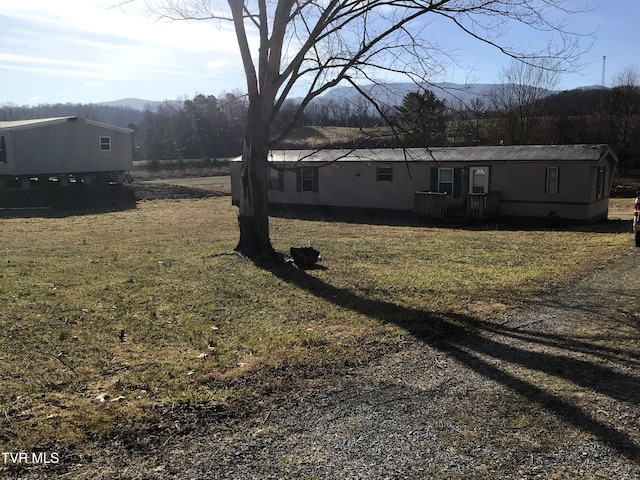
(0, 116), (133, 188)
(231, 145), (618, 223)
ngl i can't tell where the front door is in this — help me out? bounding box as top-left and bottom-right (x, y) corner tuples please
(469, 166), (489, 194)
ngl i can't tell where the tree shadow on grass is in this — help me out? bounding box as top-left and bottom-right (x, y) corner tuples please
(262, 262), (640, 464)
(268, 206), (633, 234)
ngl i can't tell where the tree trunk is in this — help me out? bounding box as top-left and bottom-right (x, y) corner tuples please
(234, 104), (280, 261)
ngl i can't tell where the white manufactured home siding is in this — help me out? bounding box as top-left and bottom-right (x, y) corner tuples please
(230, 146), (617, 222)
(231, 160), (433, 211)
(8, 120), (132, 176)
(269, 161), (432, 211)
(493, 161), (598, 220)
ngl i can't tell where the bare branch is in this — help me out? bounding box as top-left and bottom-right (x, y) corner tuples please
(147, 0), (233, 21)
(144, 0), (597, 256)
(227, 0), (259, 99)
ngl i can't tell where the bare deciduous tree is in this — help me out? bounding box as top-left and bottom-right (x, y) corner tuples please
(608, 67), (640, 171)
(147, 0), (590, 260)
(489, 60), (560, 145)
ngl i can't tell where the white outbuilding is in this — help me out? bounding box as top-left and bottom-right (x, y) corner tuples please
(0, 116), (133, 189)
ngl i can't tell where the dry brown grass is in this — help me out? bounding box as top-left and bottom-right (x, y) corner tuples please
(0, 195), (633, 452)
(608, 197), (636, 221)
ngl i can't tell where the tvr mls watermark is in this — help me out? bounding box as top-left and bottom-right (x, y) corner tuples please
(2, 452), (60, 465)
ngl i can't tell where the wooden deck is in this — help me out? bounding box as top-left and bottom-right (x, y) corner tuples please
(467, 191), (500, 220)
(414, 191), (447, 218)
(414, 191), (500, 220)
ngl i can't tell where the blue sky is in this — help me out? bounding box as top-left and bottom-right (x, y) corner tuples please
(0, 0), (638, 106)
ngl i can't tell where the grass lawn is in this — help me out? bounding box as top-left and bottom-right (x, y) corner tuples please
(0, 196), (633, 451)
(609, 196), (636, 221)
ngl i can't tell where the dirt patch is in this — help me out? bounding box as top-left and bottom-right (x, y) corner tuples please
(8, 249), (640, 479)
(132, 181), (226, 201)
(0, 181), (227, 212)
(612, 174), (640, 198)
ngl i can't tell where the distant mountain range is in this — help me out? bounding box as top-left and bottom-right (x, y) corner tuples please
(312, 82), (499, 109)
(97, 98), (172, 111)
(99, 82), (606, 111)
(299, 82), (606, 110)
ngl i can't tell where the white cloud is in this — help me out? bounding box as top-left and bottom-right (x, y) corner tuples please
(0, 0), (240, 54)
(0, 0), (243, 84)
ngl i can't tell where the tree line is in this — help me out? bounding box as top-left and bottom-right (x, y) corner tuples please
(1, 73), (638, 169)
(0, 93), (247, 161)
(391, 65), (640, 170)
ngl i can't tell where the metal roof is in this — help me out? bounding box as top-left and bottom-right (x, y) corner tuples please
(0, 116), (133, 133)
(261, 145), (616, 164)
(0, 117), (71, 129)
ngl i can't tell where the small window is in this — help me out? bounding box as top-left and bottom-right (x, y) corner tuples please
(376, 166), (393, 182)
(596, 166), (605, 199)
(545, 167), (559, 193)
(268, 167), (284, 191)
(99, 136), (111, 151)
(0, 136), (6, 163)
(438, 168), (454, 195)
(296, 167), (318, 192)
(301, 167), (314, 191)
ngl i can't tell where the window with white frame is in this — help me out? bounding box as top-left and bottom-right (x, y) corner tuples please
(596, 166), (605, 199)
(438, 168), (454, 195)
(268, 167), (284, 191)
(296, 166), (318, 192)
(545, 167), (559, 193)
(99, 136), (111, 151)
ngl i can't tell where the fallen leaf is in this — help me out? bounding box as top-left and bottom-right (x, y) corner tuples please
(95, 393), (110, 403)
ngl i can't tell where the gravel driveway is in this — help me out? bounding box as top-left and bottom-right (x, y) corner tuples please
(9, 249), (640, 480)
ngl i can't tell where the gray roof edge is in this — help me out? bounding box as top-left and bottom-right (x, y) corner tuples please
(76, 117), (134, 134)
(0, 116), (133, 134)
(0, 117), (72, 131)
(229, 145), (614, 163)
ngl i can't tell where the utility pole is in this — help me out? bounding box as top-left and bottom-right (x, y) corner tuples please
(597, 55), (607, 142)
